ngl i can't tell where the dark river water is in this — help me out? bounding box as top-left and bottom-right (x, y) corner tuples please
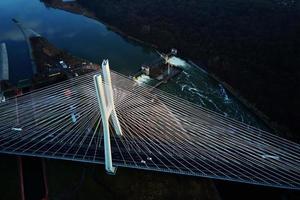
(0, 0), (266, 129)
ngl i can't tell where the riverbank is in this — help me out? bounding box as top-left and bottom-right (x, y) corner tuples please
(0, 35), (99, 97)
(42, 0), (96, 20)
(29, 36), (100, 88)
(40, 0), (158, 49)
(72, 0), (300, 141)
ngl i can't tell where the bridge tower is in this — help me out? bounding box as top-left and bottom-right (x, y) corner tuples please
(93, 60), (123, 174)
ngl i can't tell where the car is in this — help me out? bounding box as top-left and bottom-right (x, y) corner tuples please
(59, 61), (68, 69)
(11, 127), (22, 132)
(141, 160), (146, 164)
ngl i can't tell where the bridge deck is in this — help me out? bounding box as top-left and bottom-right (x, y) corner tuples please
(0, 71), (299, 190)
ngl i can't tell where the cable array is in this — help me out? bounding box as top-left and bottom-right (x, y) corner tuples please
(0, 70), (299, 189)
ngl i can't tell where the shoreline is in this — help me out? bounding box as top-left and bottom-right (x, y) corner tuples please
(33, 1), (296, 141)
(41, 0), (158, 49)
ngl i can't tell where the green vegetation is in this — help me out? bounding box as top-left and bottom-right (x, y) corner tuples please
(77, 0), (300, 140)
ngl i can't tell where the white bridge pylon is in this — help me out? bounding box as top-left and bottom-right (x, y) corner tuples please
(93, 59), (123, 174)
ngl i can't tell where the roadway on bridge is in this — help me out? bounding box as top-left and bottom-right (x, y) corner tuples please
(0, 70), (299, 190)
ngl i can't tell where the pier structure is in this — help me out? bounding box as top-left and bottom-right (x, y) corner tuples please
(133, 49), (182, 88)
(94, 60), (123, 174)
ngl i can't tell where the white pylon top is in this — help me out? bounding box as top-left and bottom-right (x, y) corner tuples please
(94, 59), (122, 175)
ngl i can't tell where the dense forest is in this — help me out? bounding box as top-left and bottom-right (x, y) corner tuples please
(76, 0), (300, 140)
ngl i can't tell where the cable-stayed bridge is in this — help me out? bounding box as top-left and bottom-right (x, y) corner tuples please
(0, 61), (299, 190)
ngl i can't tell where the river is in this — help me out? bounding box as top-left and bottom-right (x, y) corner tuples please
(0, 0), (267, 129)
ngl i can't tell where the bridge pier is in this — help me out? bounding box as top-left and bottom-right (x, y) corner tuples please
(94, 60), (122, 175)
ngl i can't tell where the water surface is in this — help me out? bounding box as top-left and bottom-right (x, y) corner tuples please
(0, 0), (266, 128)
